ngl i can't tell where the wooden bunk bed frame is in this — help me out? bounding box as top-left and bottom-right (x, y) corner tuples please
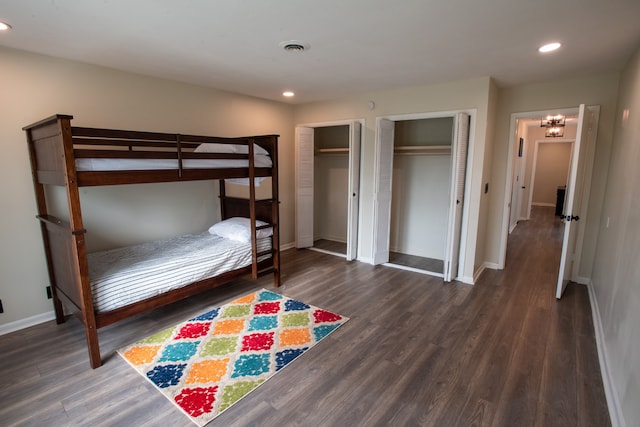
(24, 114), (280, 368)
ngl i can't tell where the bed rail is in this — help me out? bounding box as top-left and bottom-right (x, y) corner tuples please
(23, 115), (278, 187)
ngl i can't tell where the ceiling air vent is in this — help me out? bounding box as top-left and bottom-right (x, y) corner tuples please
(279, 40), (309, 53)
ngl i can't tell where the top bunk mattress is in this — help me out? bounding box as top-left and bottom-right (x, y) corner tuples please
(87, 232), (272, 313)
(76, 155), (272, 172)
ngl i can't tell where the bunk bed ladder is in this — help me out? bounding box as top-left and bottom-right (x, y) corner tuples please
(24, 115), (102, 368)
(246, 137), (281, 285)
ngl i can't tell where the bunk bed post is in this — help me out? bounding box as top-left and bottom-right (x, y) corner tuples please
(270, 135), (281, 286)
(59, 116), (103, 368)
(247, 138), (259, 280)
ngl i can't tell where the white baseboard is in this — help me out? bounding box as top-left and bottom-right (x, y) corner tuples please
(318, 236), (347, 244)
(0, 310), (56, 336)
(531, 202), (556, 207)
(483, 262), (500, 270)
(457, 274), (474, 285)
(456, 276), (474, 285)
(308, 247), (345, 258)
(382, 262), (444, 278)
(280, 242), (296, 251)
(574, 276), (590, 285)
(587, 280), (625, 427)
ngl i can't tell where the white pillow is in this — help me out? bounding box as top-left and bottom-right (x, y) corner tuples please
(208, 217), (273, 243)
(194, 143), (237, 154)
(233, 143), (269, 156)
(194, 142), (269, 156)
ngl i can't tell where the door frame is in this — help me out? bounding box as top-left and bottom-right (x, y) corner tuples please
(498, 106), (600, 278)
(371, 109), (475, 281)
(295, 119), (365, 260)
(509, 137), (525, 233)
(527, 138), (574, 216)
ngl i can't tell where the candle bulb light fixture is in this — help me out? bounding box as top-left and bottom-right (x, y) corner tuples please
(541, 114), (565, 137)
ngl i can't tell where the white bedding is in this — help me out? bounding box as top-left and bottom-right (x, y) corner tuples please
(75, 155), (272, 171)
(87, 233), (272, 313)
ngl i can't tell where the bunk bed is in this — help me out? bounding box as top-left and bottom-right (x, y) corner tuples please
(23, 114), (280, 368)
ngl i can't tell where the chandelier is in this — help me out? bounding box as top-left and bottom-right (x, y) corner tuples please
(541, 114), (565, 137)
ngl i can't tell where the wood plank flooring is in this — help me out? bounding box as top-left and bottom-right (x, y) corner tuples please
(313, 239), (445, 274)
(0, 206), (610, 426)
(313, 239), (347, 255)
(389, 251), (444, 273)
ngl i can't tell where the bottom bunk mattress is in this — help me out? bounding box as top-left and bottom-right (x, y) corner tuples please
(87, 233), (272, 313)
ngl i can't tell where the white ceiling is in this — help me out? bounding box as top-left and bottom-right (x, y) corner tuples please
(1, 0), (639, 104)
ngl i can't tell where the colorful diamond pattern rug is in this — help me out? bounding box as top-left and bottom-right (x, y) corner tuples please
(118, 289), (348, 426)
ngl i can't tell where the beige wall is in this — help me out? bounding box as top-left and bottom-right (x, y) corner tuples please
(474, 78), (499, 273)
(531, 142), (572, 206)
(391, 154), (451, 259)
(0, 46), (294, 326)
(591, 47), (640, 427)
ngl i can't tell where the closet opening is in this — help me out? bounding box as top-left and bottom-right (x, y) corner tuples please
(389, 117), (454, 276)
(373, 111), (471, 282)
(295, 121), (362, 261)
(313, 125), (350, 256)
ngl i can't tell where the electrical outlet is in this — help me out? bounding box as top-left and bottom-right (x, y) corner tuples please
(46, 286), (52, 299)
(0, 299), (4, 314)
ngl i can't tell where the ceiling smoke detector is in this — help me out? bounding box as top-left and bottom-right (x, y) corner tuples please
(279, 40), (309, 53)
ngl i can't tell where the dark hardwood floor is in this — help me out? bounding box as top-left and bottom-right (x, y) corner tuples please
(389, 251), (444, 273)
(312, 240), (445, 275)
(312, 239), (347, 255)
(0, 206), (610, 426)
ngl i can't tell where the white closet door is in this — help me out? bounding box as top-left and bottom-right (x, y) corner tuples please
(346, 121), (361, 261)
(444, 112), (470, 282)
(295, 126), (314, 248)
(372, 119), (395, 264)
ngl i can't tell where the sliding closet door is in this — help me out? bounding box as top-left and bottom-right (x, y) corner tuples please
(443, 113), (470, 282)
(346, 121), (361, 261)
(372, 119), (395, 264)
(295, 127), (314, 248)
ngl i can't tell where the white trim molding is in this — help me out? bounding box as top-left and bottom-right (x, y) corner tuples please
(587, 280), (625, 427)
(0, 311), (56, 336)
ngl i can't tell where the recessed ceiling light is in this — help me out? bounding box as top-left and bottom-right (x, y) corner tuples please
(539, 42), (561, 53)
(283, 91), (295, 97)
(0, 21), (12, 31)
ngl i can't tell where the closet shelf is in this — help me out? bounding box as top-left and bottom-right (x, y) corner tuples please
(394, 145), (451, 156)
(316, 147), (349, 155)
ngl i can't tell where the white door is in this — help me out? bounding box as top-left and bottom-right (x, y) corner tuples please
(556, 105), (593, 298)
(443, 113), (470, 281)
(346, 121), (361, 261)
(295, 126), (314, 248)
(509, 136), (526, 232)
(372, 118), (395, 264)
